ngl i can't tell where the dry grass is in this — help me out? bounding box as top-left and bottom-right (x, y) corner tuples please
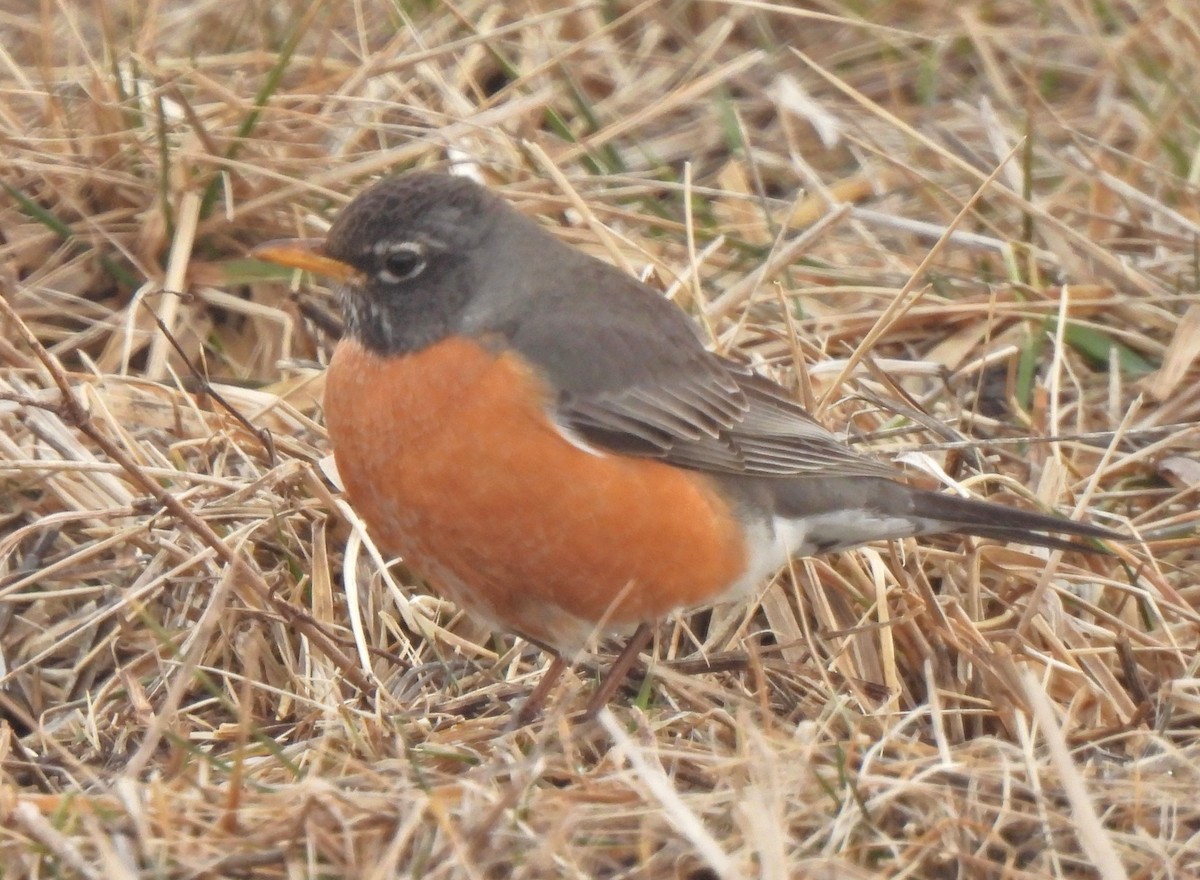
(2, 1), (1199, 877)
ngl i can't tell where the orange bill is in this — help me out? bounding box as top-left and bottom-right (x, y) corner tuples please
(251, 238), (364, 283)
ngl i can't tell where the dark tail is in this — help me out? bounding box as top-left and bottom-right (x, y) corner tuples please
(765, 475), (1125, 554)
(904, 486), (1123, 552)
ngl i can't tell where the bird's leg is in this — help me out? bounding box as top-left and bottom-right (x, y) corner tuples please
(513, 623), (656, 725)
(582, 622), (655, 720)
(514, 652), (568, 726)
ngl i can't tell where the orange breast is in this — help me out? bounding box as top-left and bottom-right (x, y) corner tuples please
(323, 336), (748, 653)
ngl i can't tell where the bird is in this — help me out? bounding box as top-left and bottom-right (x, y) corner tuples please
(253, 171), (1121, 718)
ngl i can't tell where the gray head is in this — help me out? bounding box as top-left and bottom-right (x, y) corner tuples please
(316, 172), (510, 354)
(255, 171), (613, 358)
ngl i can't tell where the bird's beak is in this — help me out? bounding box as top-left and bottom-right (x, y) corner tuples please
(251, 238), (365, 284)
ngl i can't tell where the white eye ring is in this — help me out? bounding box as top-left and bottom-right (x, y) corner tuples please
(377, 241), (427, 284)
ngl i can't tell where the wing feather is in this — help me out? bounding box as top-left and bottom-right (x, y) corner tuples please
(556, 359), (896, 479)
(490, 252), (898, 480)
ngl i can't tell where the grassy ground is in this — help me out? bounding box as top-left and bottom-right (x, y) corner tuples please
(2, 1), (1198, 877)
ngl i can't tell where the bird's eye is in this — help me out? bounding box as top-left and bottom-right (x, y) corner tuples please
(378, 242), (426, 284)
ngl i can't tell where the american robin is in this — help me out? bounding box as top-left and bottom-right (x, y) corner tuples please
(254, 171), (1121, 715)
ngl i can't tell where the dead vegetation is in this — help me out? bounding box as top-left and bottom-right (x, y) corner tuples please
(2, 1), (1198, 877)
